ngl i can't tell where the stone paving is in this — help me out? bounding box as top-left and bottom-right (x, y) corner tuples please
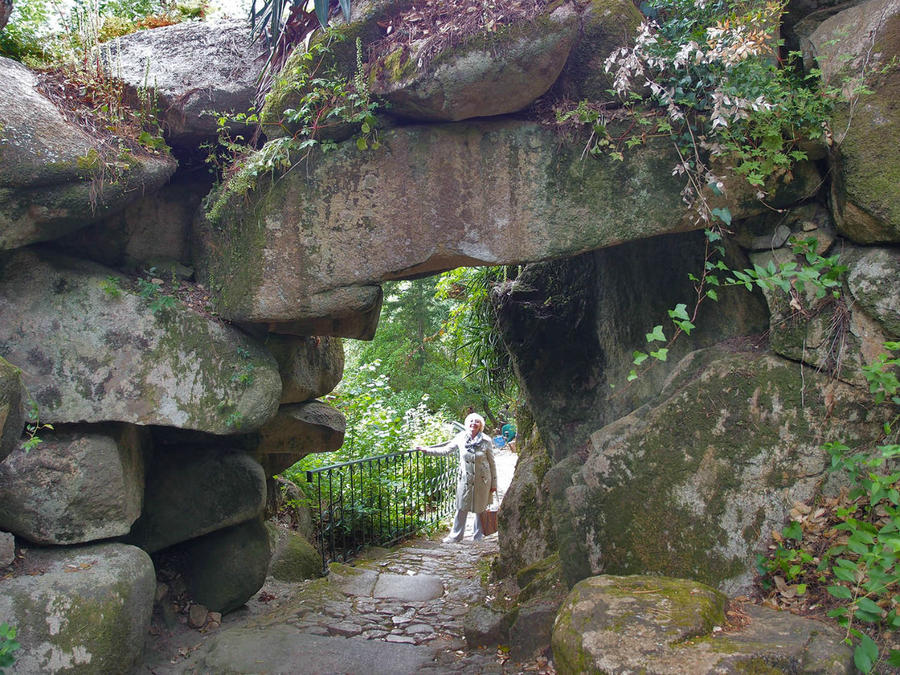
(144, 448), (552, 673)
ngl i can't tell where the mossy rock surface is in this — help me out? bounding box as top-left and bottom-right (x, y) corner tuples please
(0, 249), (281, 433)
(809, 0), (900, 242)
(550, 0), (643, 102)
(0, 542), (155, 674)
(551, 575), (851, 674)
(269, 523), (323, 582)
(549, 347), (890, 594)
(0, 425), (145, 545)
(0, 58), (175, 251)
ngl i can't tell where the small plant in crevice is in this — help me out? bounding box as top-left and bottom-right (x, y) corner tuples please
(203, 36), (379, 224)
(21, 398), (53, 453)
(231, 347), (256, 387)
(136, 269), (177, 316)
(100, 275), (124, 298)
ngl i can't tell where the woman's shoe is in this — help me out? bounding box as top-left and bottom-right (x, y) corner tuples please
(442, 535), (461, 543)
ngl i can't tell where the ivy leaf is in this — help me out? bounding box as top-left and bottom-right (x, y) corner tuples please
(626, 370), (638, 382)
(706, 289), (719, 301)
(668, 304), (690, 321)
(633, 351), (649, 366)
(711, 207), (732, 225)
(887, 648), (900, 666)
(646, 325), (666, 343)
(675, 319), (695, 335)
(650, 348), (668, 361)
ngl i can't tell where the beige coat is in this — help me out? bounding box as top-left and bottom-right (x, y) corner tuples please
(424, 432), (497, 513)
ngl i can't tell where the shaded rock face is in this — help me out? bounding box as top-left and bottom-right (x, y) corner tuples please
(548, 348), (890, 593)
(0, 425), (145, 545)
(53, 171), (211, 271)
(0, 356), (26, 462)
(808, 0), (900, 242)
(0, 543), (156, 673)
(171, 517), (271, 613)
(103, 19), (268, 148)
(0, 249), (282, 433)
(126, 446), (266, 553)
(256, 400), (346, 476)
(494, 230), (769, 460)
(0, 57), (177, 251)
(496, 410), (556, 578)
(751, 244), (898, 386)
(551, 575), (851, 673)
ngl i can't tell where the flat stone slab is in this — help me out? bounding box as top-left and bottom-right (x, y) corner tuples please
(329, 566), (379, 596)
(373, 573), (443, 602)
(195, 625), (434, 674)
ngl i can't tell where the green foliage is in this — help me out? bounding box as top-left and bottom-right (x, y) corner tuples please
(204, 36), (377, 223)
(136, 271), (177, 316)
(435, 266), (518, 402)
(21, 398), (53, 453)
(757, 348), (899, 671)
(0, 0), (53, 62)
(0, 623), (20, 673)
(560, 0), (834, 227)
(100, 275), (124, 298)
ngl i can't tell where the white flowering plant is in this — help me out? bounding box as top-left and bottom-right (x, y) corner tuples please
(559, 0), (832, 228)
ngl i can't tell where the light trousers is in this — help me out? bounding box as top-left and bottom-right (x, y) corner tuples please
(446, 508), (483, 541)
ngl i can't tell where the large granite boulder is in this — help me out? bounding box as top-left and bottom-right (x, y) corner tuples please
(0, 57), (176, 251)
(0, 249), (281, 433)
(200, 121), (808, 329)
(0, 425), (145, 545)
(547, 347), (891, 593)
(368, 2), (578, 121)
(171, 517), (271, 614)
(256, 400), (346, 476)
(0, 356), (26, 462)
(0, 542), (155, 674)
(552, 575), (851, 673)
(126, 447), (266, 553)
(266, 335), (345, 404)
(807, 0), (900, 242)
(102, 19), (267, 148)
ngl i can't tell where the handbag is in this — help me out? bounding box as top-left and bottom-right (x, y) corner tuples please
(479, 497), (499, 536)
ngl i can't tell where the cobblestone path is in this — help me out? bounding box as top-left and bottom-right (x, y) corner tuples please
(144, 448), (552, 674)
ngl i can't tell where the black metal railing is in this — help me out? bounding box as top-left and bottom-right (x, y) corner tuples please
(306, 449), (457, 573)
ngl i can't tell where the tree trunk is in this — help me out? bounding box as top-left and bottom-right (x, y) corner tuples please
(0, 0), (13, 31)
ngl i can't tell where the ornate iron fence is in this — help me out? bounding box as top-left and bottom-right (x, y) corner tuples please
(306, 449), (457, 573)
